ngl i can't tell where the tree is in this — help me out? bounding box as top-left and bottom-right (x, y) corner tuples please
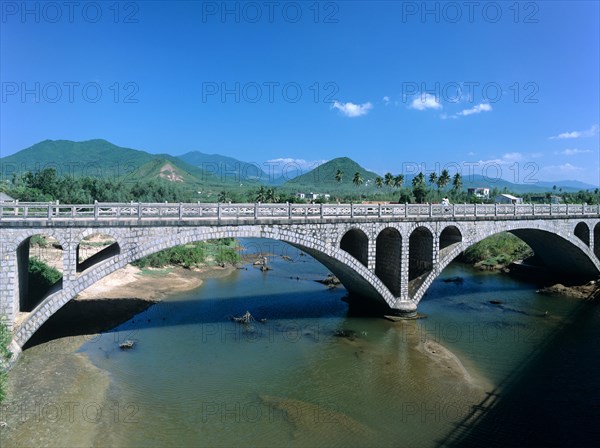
(375, 176), (383, 189)
(265, 188), (279, 203)
(218, 190), (231, 202)
(384, 172), (394, 189)
(335, 169), (344, 184)
(451, 173), (463, 199)
(412, 172), (427, 203)
(428, 172), (438, 188)
(393, 174), (404, 189)
(437, 169), (450, 192)
(353, 172), (363, 188)
(255, 186), (267, 202)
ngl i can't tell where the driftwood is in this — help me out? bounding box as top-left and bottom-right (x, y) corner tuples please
(119, 340), (135, 349)
(232, 311), (254, 323)
(232, 311), (267, 324)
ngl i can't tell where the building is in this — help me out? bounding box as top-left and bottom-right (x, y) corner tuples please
(295, 192), (331, 201)
(495, 194), (523, 205)
(467, 187), (490, 199)
(0, 192), (15, 202)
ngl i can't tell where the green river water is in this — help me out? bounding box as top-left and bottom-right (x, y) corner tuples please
(1, 238), (599, 447)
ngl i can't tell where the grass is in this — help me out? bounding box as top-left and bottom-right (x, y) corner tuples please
(463, 232), (533, 267)
(0, 317), (11, 404)
(132, 238), (240, 269)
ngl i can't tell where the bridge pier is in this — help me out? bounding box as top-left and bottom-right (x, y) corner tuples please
(389, 300), (418, 318)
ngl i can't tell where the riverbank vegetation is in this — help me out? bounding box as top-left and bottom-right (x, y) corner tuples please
(462, 233), (533, 268)
(0, 317), (11, 403)
(132, 238), (240, 269)
(28, 257), (63, 303)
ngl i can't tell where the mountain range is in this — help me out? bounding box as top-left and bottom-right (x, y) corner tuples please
(0, 139), (596, 194)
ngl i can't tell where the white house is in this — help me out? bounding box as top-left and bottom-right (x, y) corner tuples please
(295, 192), (331, 201)
(495, 194), (523, 204)
(467, 187), (490, 199)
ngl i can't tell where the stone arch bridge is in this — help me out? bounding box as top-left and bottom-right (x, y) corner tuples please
(1, 201), (600, 360)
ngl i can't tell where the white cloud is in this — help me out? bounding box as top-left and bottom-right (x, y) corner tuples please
(500, 152), (523, 162)
(549, 124), (599, 140)
(331, 100), (373, 117)
(542, 163), (584, 173)
(440, 113), (457, 120)
(383, 96), (390, 104)
(456, 103), (492, 116)
(441, 103), (491, 119)
(266, 158), (327, 170)
(467, 151), (476, 156)
(409, 93), (442, 111)
(556, 148), (593, 156)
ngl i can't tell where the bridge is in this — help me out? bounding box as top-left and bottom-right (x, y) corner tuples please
(1, 201), (600, 362)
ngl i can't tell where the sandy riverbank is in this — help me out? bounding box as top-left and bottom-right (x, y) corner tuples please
(24, 263), (237, 348)
(76, 263), (236, 301)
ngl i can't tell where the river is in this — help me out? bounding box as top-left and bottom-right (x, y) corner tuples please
(1, 238), (599, 447)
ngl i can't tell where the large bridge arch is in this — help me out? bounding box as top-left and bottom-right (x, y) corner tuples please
(411, 220), (600, 304)
(11, 225), (398, 349)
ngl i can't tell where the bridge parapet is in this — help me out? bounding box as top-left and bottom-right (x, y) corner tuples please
(1, 201), (599, 223)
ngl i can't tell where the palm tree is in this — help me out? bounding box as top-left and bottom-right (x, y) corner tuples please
(384, 172), (394, 189)
(375, 176), (383, 189)
(335, 169), (344, 184)
(451, 173), (463, 199)
(428, 172), (438, 187)
(255, 186), (267, 202)
(353, 172), (363, 188)
(265, 187), (279, 203)
(412, 172), (427, 203)
(437, 169), (450, 192)
(393, 174), (404, 189)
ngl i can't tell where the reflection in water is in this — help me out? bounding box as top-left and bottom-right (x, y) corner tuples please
(2, 239), (596, 447)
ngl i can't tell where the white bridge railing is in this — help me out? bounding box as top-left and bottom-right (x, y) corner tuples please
(1, 201), (599, 222)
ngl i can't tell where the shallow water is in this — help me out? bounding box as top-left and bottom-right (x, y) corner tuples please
(1, 239), (595, 447)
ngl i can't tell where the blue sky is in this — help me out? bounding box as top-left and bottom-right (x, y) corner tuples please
(1, 1), (599, 185)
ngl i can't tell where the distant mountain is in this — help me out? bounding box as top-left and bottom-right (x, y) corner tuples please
(536, 180), (598, 191)
(0, 139), (155, 179)
(0, 139), (223, 187)
(2, 139), (596, 194)
(177, 151), (271, 185)
(283, 157), (380, 192)
(456, 175), (592, 194)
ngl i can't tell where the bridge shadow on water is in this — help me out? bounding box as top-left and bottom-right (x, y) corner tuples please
(437, 292), (600, 448)
(23, 287), (350, 350)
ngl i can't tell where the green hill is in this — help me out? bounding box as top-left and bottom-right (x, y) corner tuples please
(0, 139), (155, 180)
(130, 158), (202, 184)
(0, 139), (225, 187)
(283, 157), (380, 192)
